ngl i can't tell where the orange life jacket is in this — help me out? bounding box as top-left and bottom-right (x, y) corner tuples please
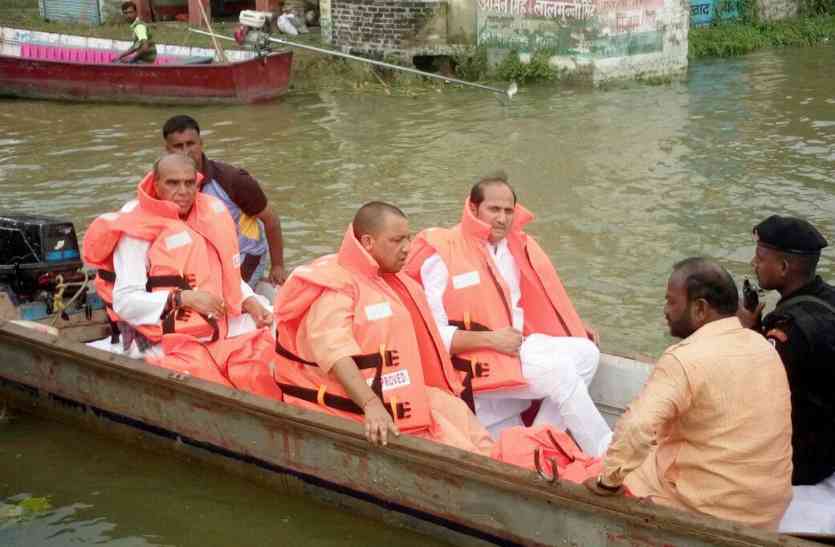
(82, 171), (243, 343)
(405, 199), (588, 394)
(274, 225), (464, 432)
(149, 329), (284, 401)
(491, 425), (608, 486)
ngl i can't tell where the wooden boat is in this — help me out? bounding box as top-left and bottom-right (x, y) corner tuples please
(0, 27), (292, 104)
(0, 319), (825, 546)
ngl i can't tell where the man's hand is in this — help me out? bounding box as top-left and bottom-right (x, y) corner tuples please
(363, 398), (399, 446)
(268, 264), (287, 286)
(490, 327), (524, 356)
(737, 302), (764, 330)
(583, 476), (625, 497)
(181, 290), (225, 318)
(242, 296), (273, 328)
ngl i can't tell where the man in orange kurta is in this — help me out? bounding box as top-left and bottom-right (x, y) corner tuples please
(274, 202), (493, 454)
(586, 258), (793, 530)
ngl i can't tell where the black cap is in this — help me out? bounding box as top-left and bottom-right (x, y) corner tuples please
(754, 215), (828, 256)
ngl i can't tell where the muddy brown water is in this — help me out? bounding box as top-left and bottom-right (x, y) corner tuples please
(1, 46), (833, 545)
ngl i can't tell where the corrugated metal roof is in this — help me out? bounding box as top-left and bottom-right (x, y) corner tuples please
(41, 0), (101, 25)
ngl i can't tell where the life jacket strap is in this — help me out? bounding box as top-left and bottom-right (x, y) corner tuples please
(275, 341), (399, 370)
(100, 270), (218, 342)
(276, 341), (402, 398)
(105, 304), (120, 344)
(97, 270), (195, 292)
(276, 383), (412, 420)
(449, 319), (492, 332)
(450, 356), (490, 413)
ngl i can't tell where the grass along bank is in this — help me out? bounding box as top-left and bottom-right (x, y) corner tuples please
(689, 13), (835, 58)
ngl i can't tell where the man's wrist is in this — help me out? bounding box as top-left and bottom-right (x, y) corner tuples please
(361, 395), (380, 413)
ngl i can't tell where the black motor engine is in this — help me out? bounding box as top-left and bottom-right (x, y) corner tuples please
(0, 213), (91, 319)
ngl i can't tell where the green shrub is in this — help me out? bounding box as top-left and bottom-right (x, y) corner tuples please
(453, 47), (489, 81)
(798, 0), (835, 16)
(495, 49), (558, 83)
(689, 15), (835, 58)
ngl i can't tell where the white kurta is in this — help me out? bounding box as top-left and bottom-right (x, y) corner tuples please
(420, 239), (612, 456)
(779, 471), (835, 534)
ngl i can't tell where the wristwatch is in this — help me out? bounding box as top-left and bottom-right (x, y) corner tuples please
(596, 474), (622, 492)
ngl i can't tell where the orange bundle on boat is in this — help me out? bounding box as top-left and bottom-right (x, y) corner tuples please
(492, 424), (626, 489)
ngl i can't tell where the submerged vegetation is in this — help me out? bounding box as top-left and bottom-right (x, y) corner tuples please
(0, 495), (52, 527)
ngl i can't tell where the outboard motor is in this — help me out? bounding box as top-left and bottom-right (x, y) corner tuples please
(0, 214), (101, 321)
(235, 10), (276, 56)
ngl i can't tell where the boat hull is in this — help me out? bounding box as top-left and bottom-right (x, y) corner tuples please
(0, 51), (293, 104)
(0, 321), (818, 547)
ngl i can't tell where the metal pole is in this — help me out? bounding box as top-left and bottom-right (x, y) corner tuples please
(189, 28), (517, 99)
(195, 2), (228, 63)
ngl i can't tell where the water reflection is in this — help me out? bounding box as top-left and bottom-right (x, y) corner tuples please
(0, 414), (448, 547)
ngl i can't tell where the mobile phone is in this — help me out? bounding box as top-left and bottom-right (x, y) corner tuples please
(743, 278), (760, 312)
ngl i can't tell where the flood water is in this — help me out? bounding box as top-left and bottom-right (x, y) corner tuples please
(1, 45), (834, 545)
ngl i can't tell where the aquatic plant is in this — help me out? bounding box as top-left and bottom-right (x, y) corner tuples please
(0, 496), (53, 527)
(17, 497), (52, 513)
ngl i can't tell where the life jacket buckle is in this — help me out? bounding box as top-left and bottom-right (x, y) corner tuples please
(316, 384), (327, 407)
(389, 396), (398, 420)
(534, 447), (560, 484)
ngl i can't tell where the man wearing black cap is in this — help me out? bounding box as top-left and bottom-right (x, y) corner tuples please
(739, 214), (835, 534)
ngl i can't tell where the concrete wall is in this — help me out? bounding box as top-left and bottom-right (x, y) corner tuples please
(689, 0), (797, 26)
(447, 0), (476, 44)
(321, 0), (689, 82)
(757, 0), (797, 20)
(476, 0), (689, 83)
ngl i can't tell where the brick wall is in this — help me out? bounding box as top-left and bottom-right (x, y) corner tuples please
(328, 0), (448, 56)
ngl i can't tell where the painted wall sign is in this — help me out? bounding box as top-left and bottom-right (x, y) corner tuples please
(476, 0), (665, 57)
(689, 0), (739, 26)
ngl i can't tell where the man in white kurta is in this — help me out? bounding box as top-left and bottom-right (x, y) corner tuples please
(408, 175), (612, 456)
(89, 233), (267, 359)
(86, 154), (273, 362)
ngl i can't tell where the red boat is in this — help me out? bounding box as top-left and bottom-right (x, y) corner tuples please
(0, 36), (293, 104)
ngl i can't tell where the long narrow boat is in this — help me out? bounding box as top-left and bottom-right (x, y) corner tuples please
(0, 27), (292, 104)
(0, 319), (824, 546)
